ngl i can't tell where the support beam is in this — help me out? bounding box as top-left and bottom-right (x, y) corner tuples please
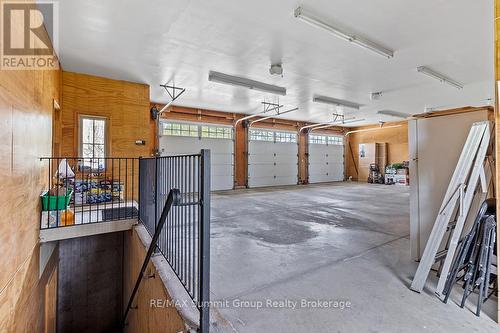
(234, 116), (248, 188)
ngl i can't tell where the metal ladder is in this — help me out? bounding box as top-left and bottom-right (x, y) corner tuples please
(410, 121), (493, 297)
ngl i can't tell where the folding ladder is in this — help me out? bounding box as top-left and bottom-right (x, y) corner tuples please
(410, 121), (493, 296)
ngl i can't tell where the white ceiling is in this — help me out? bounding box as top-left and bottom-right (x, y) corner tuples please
(56, 0), (494, 126)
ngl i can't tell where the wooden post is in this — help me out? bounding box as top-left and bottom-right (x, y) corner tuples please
(298, 128), (309, 184)
(234, 118), (248, 188)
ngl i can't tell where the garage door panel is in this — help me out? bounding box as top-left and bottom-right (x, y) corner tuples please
(248, 176), (276, 188)
(159, 126), (233, 191)
(211, 164), (233, 176)
(275, 154), (298, 163)
(248, 164), (275, 177)
(308, 135), (344, 183)
(248, 153), (275, 164)
(274, 144), (298, 154)
(275, 163), (298, 175)
(248, 133), (298, 188)
(212, 175), (233, 190)
(249, 141), (275, 153)
(309, 163), (331, 174)
(275, 176), (298, 186)
(210, 153), (233, 165)
(248, 175), (298, 187)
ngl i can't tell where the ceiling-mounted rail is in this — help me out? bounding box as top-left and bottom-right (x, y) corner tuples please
(249, 107), (299, 126)
(234, 102), (283, 126)
(311, 118), (365, 131)
(344, 124), (402, 136)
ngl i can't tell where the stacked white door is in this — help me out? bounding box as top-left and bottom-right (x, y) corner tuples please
(308, 135), (344, 183)
(159, 122), (234, 191)
(248, 129), (298, 187)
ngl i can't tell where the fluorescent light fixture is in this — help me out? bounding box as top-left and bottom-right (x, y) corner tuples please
(416, 66), (463, 89)
(313, 95), (363, 110)
(208, 71), (286, 96)
(294, 6), (394, 59)
(376, 110), (408, 119)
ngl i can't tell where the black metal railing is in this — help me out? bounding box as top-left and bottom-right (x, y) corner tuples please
(39, 157), (139, 229)
(139, 150), (211, 332)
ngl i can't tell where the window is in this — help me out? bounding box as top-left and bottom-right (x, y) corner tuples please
(249, 129), (274, 142)
(162, 122), (232, 139)
(201, 125), (232, 139)
(80, 116), (107, 170)
(310, 134), (343, 145)
(327, 136), (343, 145)
(275, 131), (297, 143)
(310, 134), (327, 145)
(163, 123), (198, 137)
(80, 116), (106, 158)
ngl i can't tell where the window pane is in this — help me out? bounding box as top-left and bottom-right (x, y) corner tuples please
(94, 144), (105, 158)
(93, 119), (105, 144)
(201, 125), (232, 139)
(81, 117), (106, 165)
(82, 143), (94, 158)
(82, 118), (93, 144)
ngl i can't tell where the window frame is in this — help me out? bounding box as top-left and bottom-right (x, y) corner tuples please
(309, 134), (344, 146)
(78, 115), (108, 159)
(249, 128), (297, 143)
(161, 121), (233, 140)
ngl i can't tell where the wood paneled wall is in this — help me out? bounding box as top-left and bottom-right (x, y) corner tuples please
(345, 121), (409, 181)
(60, 71), (154, 158)
(0, 2), (61, 329)
(123, 228), (186, 333)
(58, 233), (124, 332)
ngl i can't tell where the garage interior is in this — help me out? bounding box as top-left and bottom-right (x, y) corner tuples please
(1, 1), (500, 333)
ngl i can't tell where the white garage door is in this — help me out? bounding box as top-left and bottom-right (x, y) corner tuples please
(308, 134), (344, 183)
(248, 129), (298, 187)
(159, 122), (234, 190)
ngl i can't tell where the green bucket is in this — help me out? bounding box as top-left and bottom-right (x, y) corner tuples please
(41, 188), (73, 211)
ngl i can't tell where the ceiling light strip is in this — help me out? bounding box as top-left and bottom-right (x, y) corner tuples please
(313, 95), (363, 110)
(209, 71), (286, 96)
(294, 6), (394, 59)
(376, 110), (408, 119)
(416, 66), (463, 89)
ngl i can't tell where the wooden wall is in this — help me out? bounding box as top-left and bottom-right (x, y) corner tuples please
(60, 71), (153, 158)
(123, 228), (186, 333)
(59, 72), (154, 200)
(0, 3), (61, 330)
(57, 233), (124, 332)
(345, 121), (409, 181)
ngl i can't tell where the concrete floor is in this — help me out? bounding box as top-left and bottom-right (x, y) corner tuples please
(209, 182), (498, 333)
